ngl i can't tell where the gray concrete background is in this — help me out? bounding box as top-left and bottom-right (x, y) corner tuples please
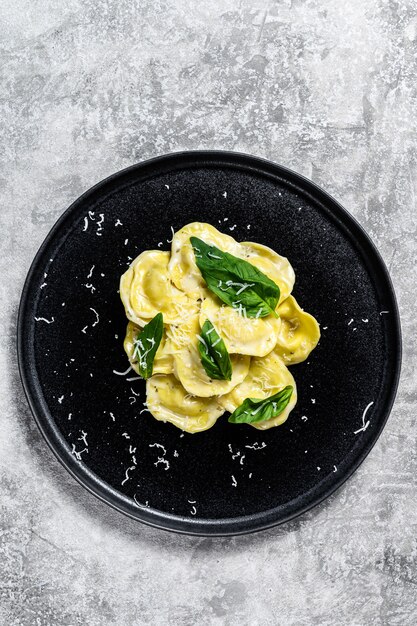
(1, 0), (416, 624)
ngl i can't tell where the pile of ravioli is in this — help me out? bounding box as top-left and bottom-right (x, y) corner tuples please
(120, 223), (320, 433)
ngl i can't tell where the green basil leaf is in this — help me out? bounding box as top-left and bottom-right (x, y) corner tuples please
(190, 236), (280, 318)
(228, 386), (293, 424)
(133, 312), (163, 379)
(198, 319), (232, 381)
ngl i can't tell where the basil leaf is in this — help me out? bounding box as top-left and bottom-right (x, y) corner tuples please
(228, 386), (293, 424)
(190, 236), (280, 318)
(198, 319), (232, 381)
(133, 313), (163, 379)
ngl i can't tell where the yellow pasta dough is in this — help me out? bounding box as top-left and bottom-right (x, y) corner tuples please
(123, 321), (174, 375)
(240, 241), (295, 304)
(200, 295), (281, 357)
(119, 222), (319, 432)
(274, 296), (321, 365)
(146, 374), (224, 433)
(168, 222), (242, 297)
(219, 352), (297, 430)
(120, 250), (198, 326)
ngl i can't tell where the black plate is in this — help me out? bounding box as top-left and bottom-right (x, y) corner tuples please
(17, 151), (401, 536)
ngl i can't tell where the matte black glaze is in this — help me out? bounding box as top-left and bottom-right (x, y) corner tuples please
(17, 152), (401, 535)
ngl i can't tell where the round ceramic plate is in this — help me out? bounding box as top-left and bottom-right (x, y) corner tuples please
(18, 151), (401, 536)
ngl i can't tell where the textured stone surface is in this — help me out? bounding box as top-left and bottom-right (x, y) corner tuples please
(1, 0), (416, 624)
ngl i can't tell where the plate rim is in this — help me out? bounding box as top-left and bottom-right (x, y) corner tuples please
(17, 150), (402, 536)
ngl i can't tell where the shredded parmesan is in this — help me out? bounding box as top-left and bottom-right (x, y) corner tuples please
(90, 307), (99, 327)
(121, 466), (136, 485)
(113, 365), (132, 376)
(96, 213), (104, 236)
(245, 442), (266, 450)
(208, 251), (222, 260)
(354, 401), (374, 434)
(35, 316), (55, 324)
(149, 443), (167, 454)
(167, 226), (175, 243)
(196, 335), (208, 350)
(154, 457), (170, 470)
(78, 430), (88, 447)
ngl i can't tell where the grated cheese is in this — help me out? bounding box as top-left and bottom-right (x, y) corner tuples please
(90, 307), (99, 327)
(121, 466), (136, 485)
(154, 457), (170, 470)
(354, 401), (374, 435)
(245, 442), (266, 450)
(96, 213), (104, 236)
(113, 365), (132, 376)
(35, 316), (55, 324)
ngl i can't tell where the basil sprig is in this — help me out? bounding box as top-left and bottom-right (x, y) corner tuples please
(228, 386), (293, 424)
(133, 312), (163, 379)
(190, 237), (280, 318)
(198, 319), (232, 381)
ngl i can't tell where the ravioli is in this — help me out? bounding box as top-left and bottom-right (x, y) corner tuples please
(173, 348), (250, 398)
(240, 241), (295, 304)
(167, 314), (250, 396)
(119, 222), (319, 433)
(219, 352), (297, 430)
(120, 250), (197, 326)
(146, 375), (224, 433)
(274, 296), (321, 365)
(200, 296), (281, 357)
(168, 222), (243, 297)
(124, 321), (174, 375)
